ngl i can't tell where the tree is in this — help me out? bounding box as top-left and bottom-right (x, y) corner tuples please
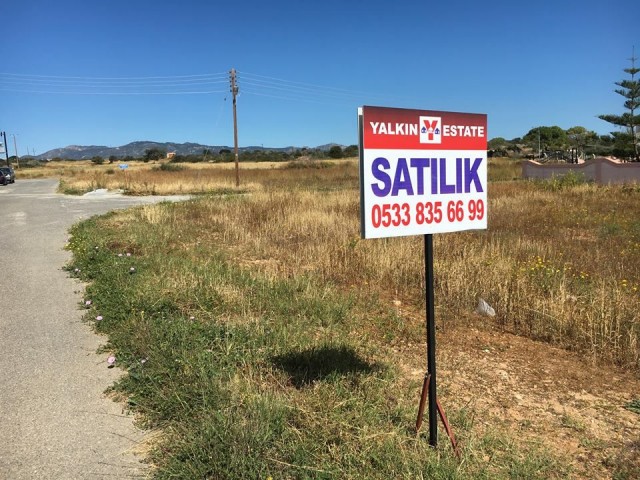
(523, 126), (568, 153)
(487, 137), (510, 157)
(328, 145), (343, 159)
(90, 155), (104, 165)
(143, 148), (166, 162)
(343, 145), (359, 157)
(566, 126), (598, 156)
(598, 49), (640, 161)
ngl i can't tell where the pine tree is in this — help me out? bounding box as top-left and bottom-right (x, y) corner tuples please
(598, 48), (640, 161)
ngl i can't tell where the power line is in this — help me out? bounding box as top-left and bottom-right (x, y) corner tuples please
(0, 71), (228, 80)
(0, 87), (227, 95)
(239, 71), (368, 95)
(240, 87), (329, 105)
(0, 71), (230, 95)
(239, 70), (397, 100)
(240, 79), (362, 100)
(0, 69), (405, 104)
(0, 78), (229, 87)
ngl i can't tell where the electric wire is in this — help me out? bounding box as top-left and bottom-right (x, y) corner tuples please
(238, 70), (398, 104)
(0, 69), (404, 105)
(0, 72), (228, 80)
(240, 87), (329, 105)
(0, 71), (230, 95)
(0, 88), (227, 95)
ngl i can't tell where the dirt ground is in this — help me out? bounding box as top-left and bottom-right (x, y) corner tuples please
(394, 312), (640, 479)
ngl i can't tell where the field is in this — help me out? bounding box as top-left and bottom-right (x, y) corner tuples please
(62, 157), (640, 478)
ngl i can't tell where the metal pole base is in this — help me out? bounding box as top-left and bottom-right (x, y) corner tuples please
(415, 373), (461, 459)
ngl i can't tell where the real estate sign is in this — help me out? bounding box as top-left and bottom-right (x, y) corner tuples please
(359, 106), (488, 239)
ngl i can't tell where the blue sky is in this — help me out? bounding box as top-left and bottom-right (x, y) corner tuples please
(1, 0), (638, 155)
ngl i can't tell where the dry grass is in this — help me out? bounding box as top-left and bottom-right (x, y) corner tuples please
(140, 162), (638, 371)
(65, 156), (640, 477)
(49, 157), (640, 368)
(20, 159), (354, 195)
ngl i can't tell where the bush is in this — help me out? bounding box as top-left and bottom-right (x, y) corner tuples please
(328, 145), (343, 159)
(153, 162), (185, 172)
(284, 159), (332, 169)
(543, 171), (587, 191)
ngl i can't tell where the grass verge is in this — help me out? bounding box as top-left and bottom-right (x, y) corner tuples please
(66, 200), (566, 479)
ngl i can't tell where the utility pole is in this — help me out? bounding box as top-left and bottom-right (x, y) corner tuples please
(229, 68), (240, 187)
(538, 128), (541, 159)
(11, 134), (20, 168)
(1, 131), (9, 167)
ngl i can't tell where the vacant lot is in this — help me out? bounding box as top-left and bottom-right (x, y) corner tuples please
(65, 158), (639, 478)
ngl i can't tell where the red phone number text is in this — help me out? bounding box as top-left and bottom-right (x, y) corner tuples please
(371, 199), (485, 228)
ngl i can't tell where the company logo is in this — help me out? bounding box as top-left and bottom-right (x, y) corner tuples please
(419, 116), (442, 144)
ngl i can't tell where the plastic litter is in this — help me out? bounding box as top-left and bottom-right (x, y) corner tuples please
(476, 298), (496, 317)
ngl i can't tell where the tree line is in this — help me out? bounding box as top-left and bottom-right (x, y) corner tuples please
(65, 144), (360, 165)
(488, 126), (619, 161)
(491, 51), (639, 162)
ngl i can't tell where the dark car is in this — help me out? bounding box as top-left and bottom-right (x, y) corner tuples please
(0, 166), (15, 184)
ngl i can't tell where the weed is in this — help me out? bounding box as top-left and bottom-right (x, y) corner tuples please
(58, 179), (90, 195)
(541, 170), (588, 191)
(67, 195), (569, 478)
(625, 399), (640, 415)
(155, 162), (186, 172)
(64, 160), (640, 477)
(284, 159), (333, 169)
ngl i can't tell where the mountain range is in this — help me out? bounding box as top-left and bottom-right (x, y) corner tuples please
(37, 141), (341, 160)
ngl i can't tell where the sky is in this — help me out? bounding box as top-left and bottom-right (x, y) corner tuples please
(1, 0), (638, 156)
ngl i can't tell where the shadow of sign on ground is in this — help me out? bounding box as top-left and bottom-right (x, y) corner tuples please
(271, 345), (379, 389)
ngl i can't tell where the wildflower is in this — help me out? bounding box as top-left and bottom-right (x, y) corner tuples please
(129, 267), (136, 273)
(189, 316), (195, 321)
(118, 253), (123, 257)
(96, 315), (103, 321)
(140, 358), (148, 364)
(126, 252), (132, 257)
(85, 300), (92, 306)
(107, 355), (116, 367)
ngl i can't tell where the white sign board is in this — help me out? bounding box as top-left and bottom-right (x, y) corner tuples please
(359, 106), (488, 239)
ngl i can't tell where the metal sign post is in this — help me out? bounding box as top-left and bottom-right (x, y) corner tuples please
(424, 233), (438, 445)
(358, 105), (487, 452)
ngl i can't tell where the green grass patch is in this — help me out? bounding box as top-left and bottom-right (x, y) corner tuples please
(66, 200), (569, 479)
(625, 399), (640, 415)
(58, 179), (90, 195)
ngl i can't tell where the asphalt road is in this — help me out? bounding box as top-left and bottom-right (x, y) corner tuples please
(0, 179), (189, 479)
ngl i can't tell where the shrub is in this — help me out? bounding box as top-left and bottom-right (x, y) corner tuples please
(543, 170), (587, 191)
(157, 162), (185, 172)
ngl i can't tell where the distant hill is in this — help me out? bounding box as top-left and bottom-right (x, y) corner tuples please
(38, 141), (341, 160)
